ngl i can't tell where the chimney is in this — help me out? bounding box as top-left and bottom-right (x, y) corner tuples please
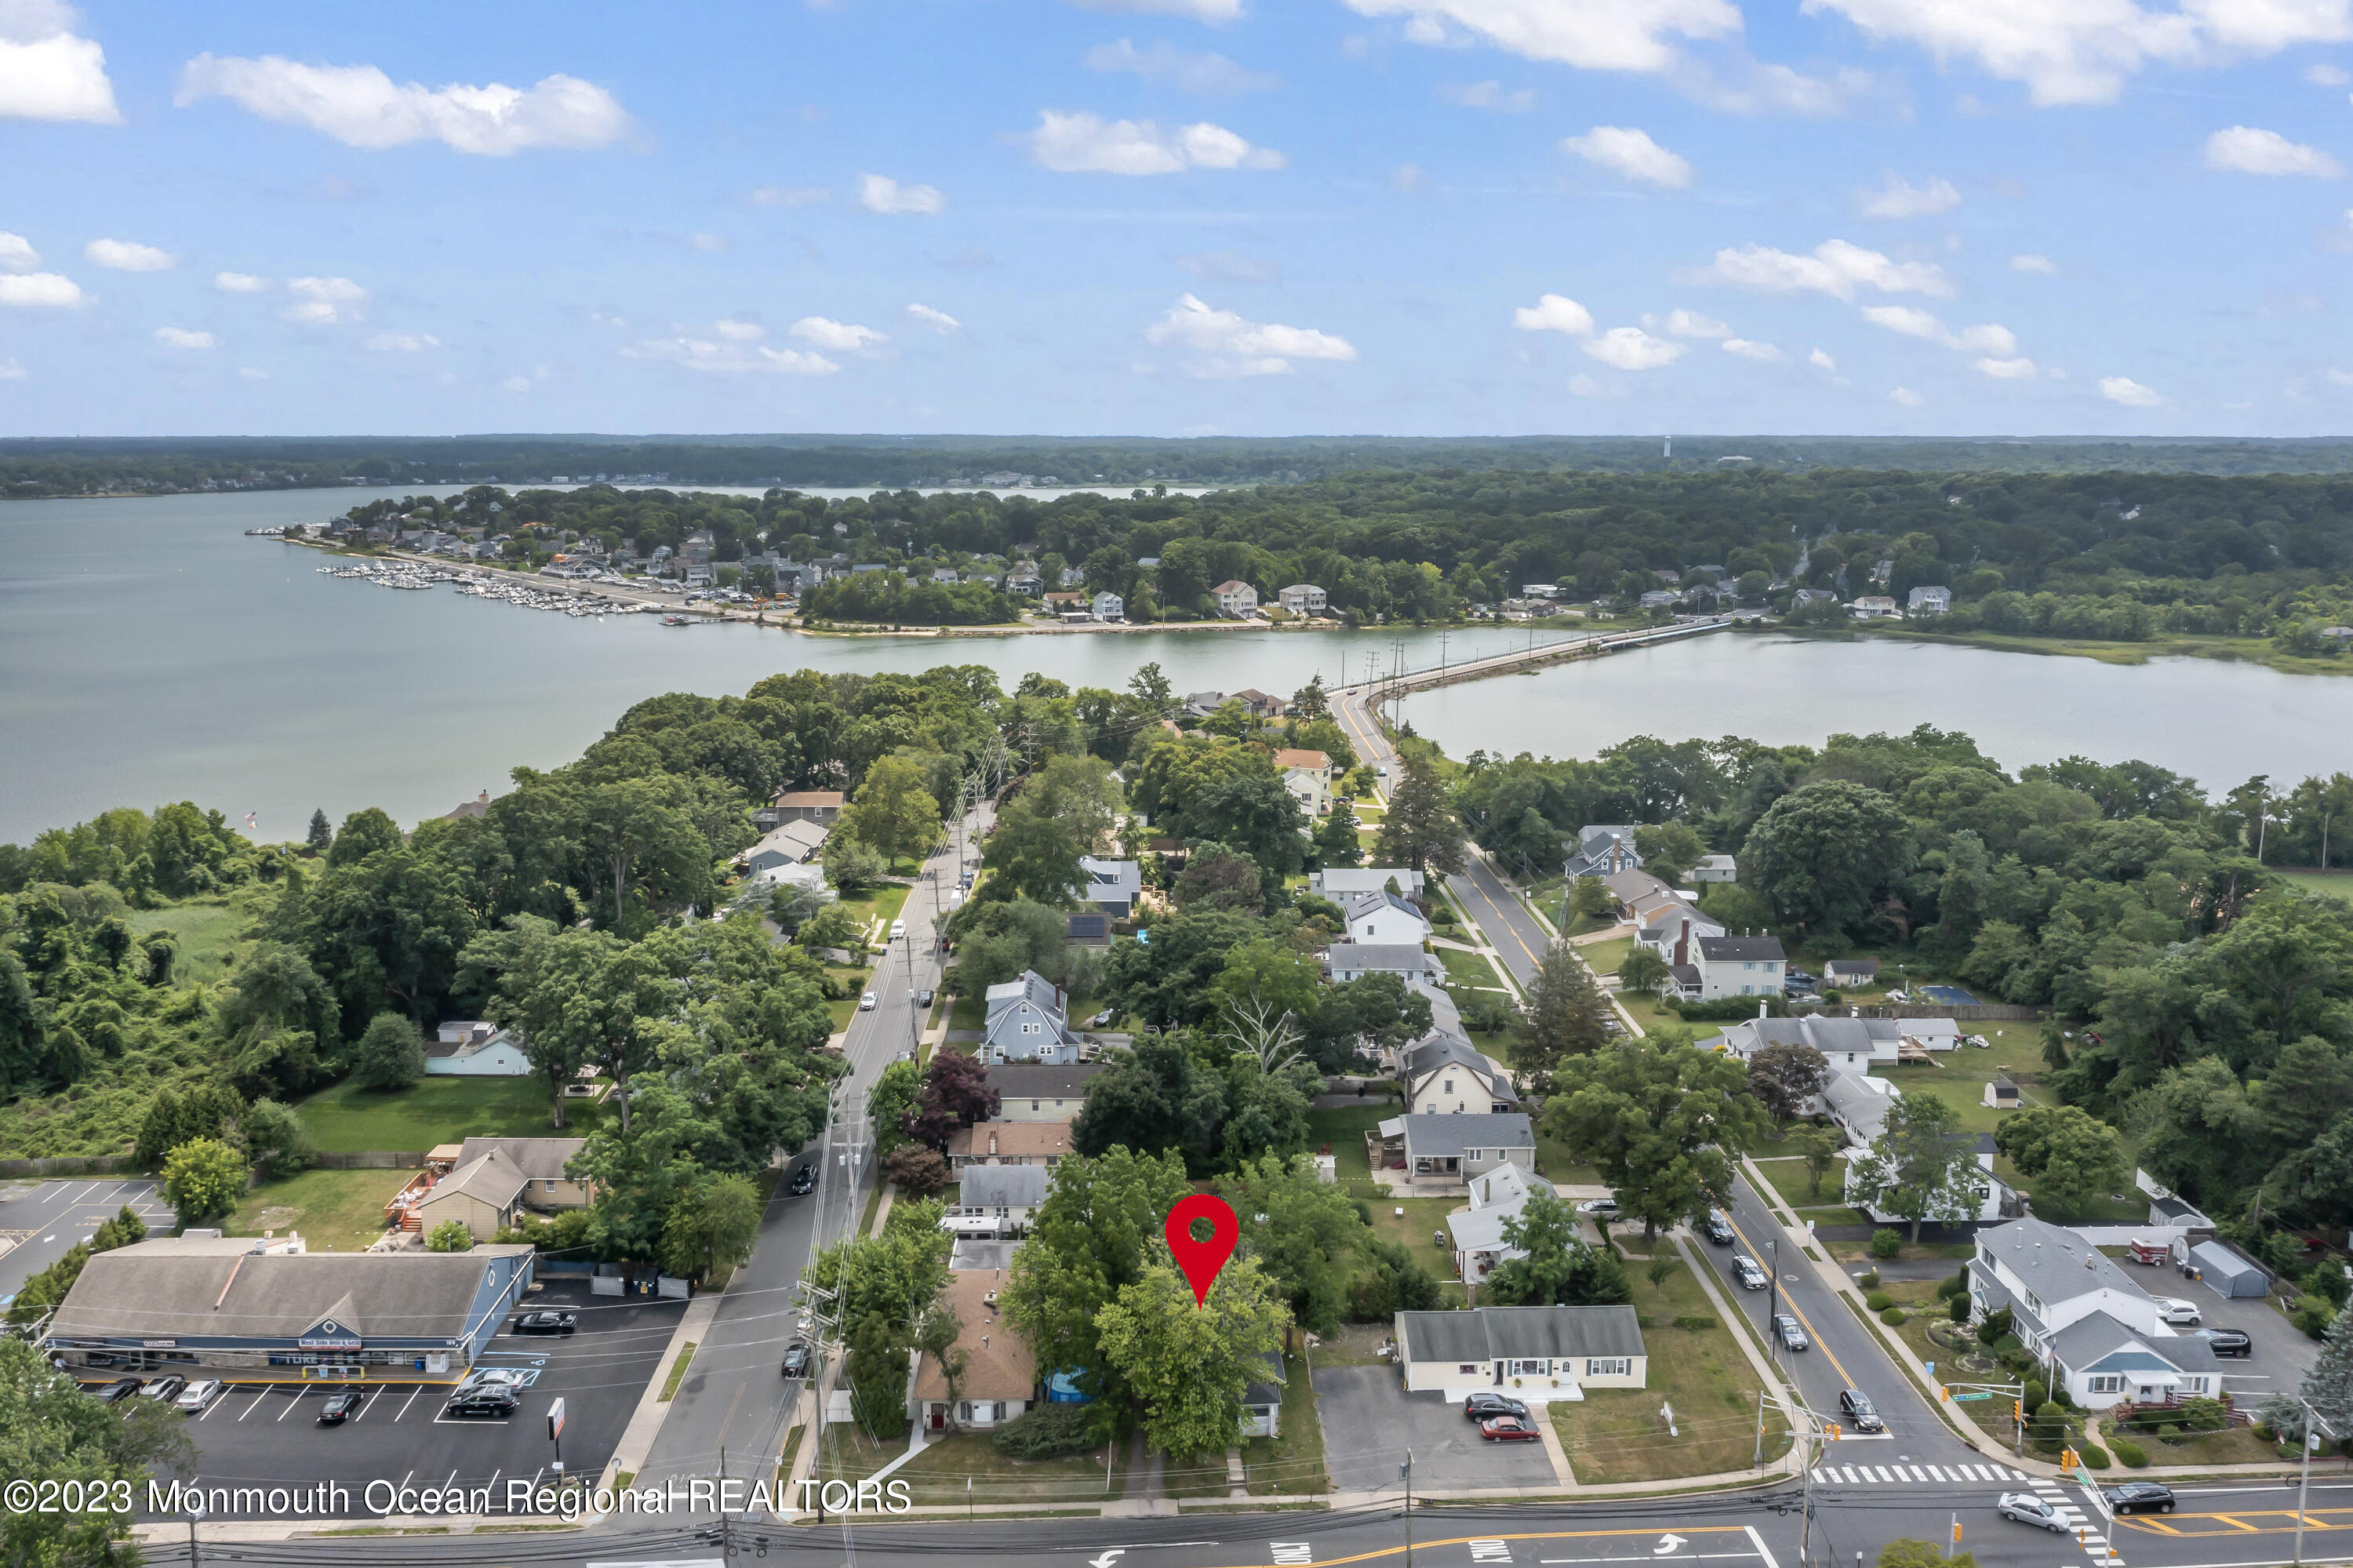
(1674, 919), (1690, 967)
(987, 1130), (998, 1158)
(1758, 1001), (1768, 1020)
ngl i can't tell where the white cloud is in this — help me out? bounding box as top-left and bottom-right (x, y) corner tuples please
(1068, 0), (1246, 18)
(0, 230), (37, 271)
(1890, 385), (1923, 406)
(621, 328), (840, 376)
(2204, 125), (2344, 176)
(1809, 347), (1838, 370)
(1085, 38), (1276, 93)
(2329, 366), (2353, 385)
(0, 0), (118, 123)
(1441, 78), (1535, 109)
(2311, 61), (2352, 83)
(1722, 337), (1784, 359)
(1390, 162), (1427, 193)
(176, 54), (629, 155)
(1860, 304), (2017, 355)
(1512, 293), (1595, 335)
(153, 326), (215, 349)
(365, 331), (439, 351)
(0, 355), (24, 378)
(713, 318), (765, 341)
(0, 271), (85, 307)
(213, 269), (269, 292)
(1582, 325), (1686, 369)
(1340, 0), (1741, 75)
(1144, 293), (1356, 376)
(2009, 253), (2057, 273)
(858, 173), (944, 213)
(749, 184), (829, 207)
(1857, 173), (1961, 218)
(688, 232), (730, 253)
(790, 315), (887, 354)
(1973, 355), (2039, 377)
(1562, 125), (1693, 187)
(283, 275), (365, 326)
(905, 302), (962, 333)
(2100, 374), (2164, 406)
(85, 237), (175, 271)
(1020, 110), (1284, 173)
(1696, 238), (1951, 298)
(1665, 307), (1731, 337)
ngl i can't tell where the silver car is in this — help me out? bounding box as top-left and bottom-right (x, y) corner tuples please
(1733, 1255), (1769, 1290)
(172, 1379), (224, 1413)
(1998, 1492), (2071, 1533)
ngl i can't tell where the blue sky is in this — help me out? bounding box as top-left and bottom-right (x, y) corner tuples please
(5, 0), (2353, 438)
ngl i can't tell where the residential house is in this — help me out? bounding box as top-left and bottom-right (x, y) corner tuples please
(453, 1137), (593, 1211)
(1231, 689), (1287, 718)
(1446, 1163), (1559, 1292)
(1846, 1131), (2011, 1226)
(683, 563), (715, 590)
(910, 1270), (1038, 1432)
(1059, 567), (1086, 588)
(1042, 591), (1086, 617)
(1850, 595), (1901, 619)
(1605, 868), (1680, 922)
(1638, 591), (1680, 609)
(1966, 1218), (2221, 1406)
(1369, 1111), (1537, 1186)
(1823, 959), (1879, 990)
(933, 568), (960, 584)
(1274, 748), (1333, 816)
(1690, 935), (1784, 999)
(1277, 584), (1327, 616)
(1093, 591), (1125, 622)
(1790, 588), (1838, 608)
(1004, 570), (1044, 597)
(1518, 583), (1562, 599)
(984, 1063), (1103, 1122)
(1638, 907), (1726, 970)
(981, 971), (1083, 1064)
(1690, 855), (1738, 883)
(1344, 889), (1430, 946)
(1311, 868), (1425, 900)
(1907, 586), (1953, 614)
(763, 790), (846, 828)
(424, 1022), (531, 1077)
(444, 791), (492, 821)
(1395, 1304), (1646, 1395)
(1075, 857), (1141, 916)
(1323, 941), (1443, 992)
(1562, 825), (1642, 881)
(1212, 580), (1260, 616)
(413, 1148), (531, 1241)
(1707, 1013), (1908, 1075)
(1822, 1071), (1901, 1146)
(1241, 1352), (1288, 1438)
(944, 1120), (1073, 1172)
(1402, 1036), (1521, 1116)
(741, 818), (828, 872)
(945, 1164), (1050, 1239)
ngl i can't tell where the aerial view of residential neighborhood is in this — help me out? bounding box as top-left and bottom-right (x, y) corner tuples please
(9, 6), (2353, 1568)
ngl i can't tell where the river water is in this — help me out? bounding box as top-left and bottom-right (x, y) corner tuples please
(4, 489), (2349, 844)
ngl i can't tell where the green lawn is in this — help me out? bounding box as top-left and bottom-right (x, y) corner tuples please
(817, 1424), (1129, 1505)
(295, 1075), (609, 1153)
(947, 993), (986, 1032)
(2278, 868), (2353, 900)
(1582, 937), (1635, 976)
(1307, 1101), (1395, 1182)
(1751, 1154), (1848, 1210)
(1438, 946), (1510, 991)
(129, 897), (255, 988)
(1243, 1353), (1328, 1496)
(225, 1166), (410, 1250)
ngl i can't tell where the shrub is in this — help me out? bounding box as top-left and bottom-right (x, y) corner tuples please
(1880, 1307), (1906, 1325)
(2111, 1438), (2149, 1468)
(2296, 1297), (2336, 1339)
(1671, 1315), (1719, 1331)
(2177, 1396), (2228, 1432)
(2078, 1442), (2111, 1469)
(425, 1219), (474, 1253)
(1947, 1293), (1971, 1323)
(1937, 1267), (1969, 1299)
(1866, 1291), (1895, 1312)
(882, 1144), (949, 1197)
(2033, 1400), (2071, 1447)
(1870, 1228), (1902, 1260)
(1857, 1268), (1882, 1290)
(2158, 1424), (2183, 1442)
(1975, 1305), (2013, 1345)
(991, 1402), (1100, 1461)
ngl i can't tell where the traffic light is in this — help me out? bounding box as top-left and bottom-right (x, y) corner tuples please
(2060, 1447), (2078, 1472)
(1940, 1385), (1951, 1401)
(1826, 1424), (1840, 1442)
(2013, 1400), (2024, 1422)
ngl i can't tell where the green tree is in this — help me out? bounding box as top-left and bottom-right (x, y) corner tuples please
(1741, 780), (1915, 939)
(981, 796), (1087, 907)
(239, 1097), (310, 1180)
(1849, 1092), (1984, 1242)
(0, 1337), (197, 1568)
(584, 776), (711, 930)
(162, 1137), (245, 1224)
(1993, 1104), (2130, 1219)
(844, 753), (940, 869)
(822, 832), (888, 893)
(1518, 942), (1611, 1082)
(1096, 1257), (1290, 1459)
(305, 808), (333, 857)
(325, 806), (401, 868)
(1217, 1152), (1366, 1335)
(1569, 876), (1617, 923)
(661, 1172), (762, 1280)
(1541, 1036), (1768, 1239)
(1633, 821), (1707, 882)
(2260, 1301), (2353, 1445)
(867, 1057), (923, 1157)
(1071, 1037), (1228, 1173)
(426, 1218), (475, 1252)
(1373, 754), (1467, 875)
(846, 1309), (915, 1439)
(351, 1010), (428, 1091)
(1617, 945), (1671, 998)
(1790, 1126), (1843, 1198)
(1482, 1191), (1634, 1307)
(1002, 1148), (1192, 1411)
(1747, 1042), (1830, 1129)
(1314, 798), (1365, 868)
(1173, 846), (1265, 913)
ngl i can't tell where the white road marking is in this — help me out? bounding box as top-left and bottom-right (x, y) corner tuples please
(276, 1388), (304, 1421)
(396, 1384), (424, 1421)
(237, 1387), (271, 1420)
(354, 1385), (384, 1421)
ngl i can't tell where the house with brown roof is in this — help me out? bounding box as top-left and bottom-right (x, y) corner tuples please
(453, 1137), (593, 1210)
(755, 788), (846, 832)
(1212, 580), (1260, 617)
(1273, 748), (1332, 816)
(414, 1148), (533, 1242)
(944, 1119), (1075, 1171)
(910, 1269), (1038, 1432)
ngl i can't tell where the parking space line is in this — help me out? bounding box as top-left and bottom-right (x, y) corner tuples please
(355, 1386), (384, 1422)
(396, 1385), (423, 1421)
(238, 1387), (272, 1420)
(276, 1388), (304, 1421)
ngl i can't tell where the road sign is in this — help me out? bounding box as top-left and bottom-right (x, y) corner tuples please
(547, 1396), (566, 1441)
(1952, 1391), (1994, 1401)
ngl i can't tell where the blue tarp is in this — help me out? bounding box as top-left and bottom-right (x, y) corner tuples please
(1046, 1370), (1093, 1403)
(1919, 984), (1979, 1006)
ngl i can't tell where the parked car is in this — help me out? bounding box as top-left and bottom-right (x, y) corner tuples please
(445, 1388), (518, 1418)
(458, 1366), (528, 1393)
(1091, 1009), (1116, 1028)
(2195, 1326), (2253, 1358)
(1733, 1256), (1769, 1290)
(1701, 1211), (1737, 1245)
(173, 1379), (224, 1414)
(513, 1311), (576, 1336)
(2155, 1297), (2202, 1327)
(1575, 1197), (1621, 1220)
(889, 919), (906, 940)
(1774, 1314), (1809, 1351)
(2103, 1482), (2177, 1515)
(788, 1163), (818, 1195)
(860, 991), (878, 1010)
(1479, 1415), (1542, 1442)
(917, 988), (935, 1008)
(781, 1341), (813, 1378)
(1784, 969), (1819, 988)
(140, 1374), (188, 1403)
(85, 1379), (142, 1402)
(318, 1392), (362, 1425)
(1838, 1388), (1884, 1432)
(1997, 1493), (2071, 1532)
(1464, 1392), (1529, 1422)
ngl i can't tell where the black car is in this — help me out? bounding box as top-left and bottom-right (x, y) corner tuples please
(781, 1341), (813, 1378)
(318, 1392), (362, 1425)
(2196, 1326), (2253, 1358)
(1838, 1388), (1885, 1432)
(85, 1378), (142, 1402)
(917, 988), (935, 1008)
(1701, 1211), (1737, 1245)
(788, 1164), (818, 1195)
(2103, 1482), (2177, 1515)
(139, 1374), (188, 1403)
(445, 1389), (518, 1418)
(1464, 1392), (1530, 1422)
(512, 1311), (576, 1336)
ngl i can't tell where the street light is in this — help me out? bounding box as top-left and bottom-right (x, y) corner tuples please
(2296, 1399), (2340, 1566)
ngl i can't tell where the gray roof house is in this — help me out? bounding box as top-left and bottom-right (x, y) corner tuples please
(1324, 942), (1444, 991)
(1310, 868), (1425, 900)
(1402, 1037), (1521, 1116)
(985, 1061), (1103, 1121)
(1396, 1304), (1646, 1395)
(982, 970), (1082, 1065)
(1387, 1111), (1536, 1187)
(1446, 1162), (1557, 1293)
(946, 1164), (1053, 1239)
(1563, 825), (1642, 880)
(1344, 889), (1429, 944)
(1822, 1070), (1902, 1146)
(1967, 1218), (2222, 1406)
(743, 817), (829, 872)
(1075, 857), (1142, 916)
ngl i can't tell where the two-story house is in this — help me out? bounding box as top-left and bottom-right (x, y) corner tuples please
(1274, 748), (1333, 816)
(1277, 584), (1327, 616)
(1211, 580), (1260, 616)
(1562, 825), (1642, 881)
(754, 788), (846, 832)
(1093, 591), (1124, 622)
(1967, 1218), (2222, 1406)
(1324, 942), (1444, 993)
(1846, 1130), (2012, 1225)
(1402, 1036), (1521, 1115)
(1344, 889), (1431, 946)
(984, 1062), (1102, 1121)
(981, 971), (1083, 1065)
(1907, 585), (1953, 614)
(1366, 1112), (1537, 1187)
(1690, 935), (1784, 999)
(944, 1163), (1049, 1239)
(1311, 868), (1425, 900)
(1446, 1162), (1560, 1293)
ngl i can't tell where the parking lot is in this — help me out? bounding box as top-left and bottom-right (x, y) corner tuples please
(0, 1177), (175, 1304)
(2176, 1277), (2322, 1398)
(1316, 1365), (1560, 1492)
(143, 1280), (682, 1521)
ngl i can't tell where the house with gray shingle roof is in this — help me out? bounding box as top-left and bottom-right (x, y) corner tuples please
(1967, 1218), (2222, 1406)
(1396, 1304), (1646, 1396)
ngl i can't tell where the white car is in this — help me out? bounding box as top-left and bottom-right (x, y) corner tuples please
(173, 1379), (224, 1413)
(2155, 1297), (2202, 1327)
(889, 919), (906, 940)
(1997, 1492), (2071, 1533)
(459, 1366), (528, 1392)
(1575, 1197), (1621, 1220)
(860, 991), (878, 1010)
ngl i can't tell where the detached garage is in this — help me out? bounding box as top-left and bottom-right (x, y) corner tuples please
(2191, 1240), (2269, 1298)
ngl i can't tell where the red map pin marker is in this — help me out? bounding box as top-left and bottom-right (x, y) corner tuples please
(1165, 1194), (1240, 1308)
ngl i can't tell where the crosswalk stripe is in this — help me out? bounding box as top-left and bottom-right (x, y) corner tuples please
(1927, 1465), (1949, 1482)
(1843, 1467), (1862, 1483)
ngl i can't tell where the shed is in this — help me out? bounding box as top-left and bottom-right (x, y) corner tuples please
(2190, 1240), (2268, 1298)
(1981, 1077), (2020, 1109)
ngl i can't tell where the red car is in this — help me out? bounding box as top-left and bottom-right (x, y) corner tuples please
(1479, 1415), (1542, 1442)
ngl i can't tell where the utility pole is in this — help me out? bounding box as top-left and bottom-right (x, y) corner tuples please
(1401, 1450), (1414, 1567)
(1764, 1238), (1780, 1360)
(186, 1495), (204, 1568)
(2296, 1398), (2340, 1566)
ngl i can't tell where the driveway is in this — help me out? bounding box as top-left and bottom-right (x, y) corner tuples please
(2182, 1283), (2320, 1399)
(1315, 1363), (1558, 1493)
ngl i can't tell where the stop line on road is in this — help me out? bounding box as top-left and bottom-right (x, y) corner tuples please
(1811, 1461), (2031, 1486)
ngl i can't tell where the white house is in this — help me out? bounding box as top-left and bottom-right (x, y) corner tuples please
(1311, 868), (1425, 900)
(1446, 1162), (1558, 1292)
(425, 1022), (532, 1077)
(1690, 935), (1784, 999)
(1395, 1304), (1646, 1399)
(1402, 1036), (1521, 1116)
(1709, 1013), (1906, 1075)
(1344, 889), (1430, 946)
(944, 1163), (1050, 1238)
(1851, 595), (1900, 619)
(1907, 585), (1953, 614)
(980, 971), (1082, 1065)
(1639, 908), (1727, 968)
(1324, 941), (1443, 992)
(1277, 584), (1327, 616)
(1274, 748), (1333, 816)
(1093, 591), (1124, 622)
(1690, 855), (1738, 883)
(1211, 580), (1260, 616)
(1846, 1130), (2010, 1225)
(1966, 1218), (2222, 1406)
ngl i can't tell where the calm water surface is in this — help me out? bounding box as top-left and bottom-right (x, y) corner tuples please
(3, 490), (2349, 842)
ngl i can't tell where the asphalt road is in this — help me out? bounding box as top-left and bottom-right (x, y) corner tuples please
(0, 1176), (175, 1306)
